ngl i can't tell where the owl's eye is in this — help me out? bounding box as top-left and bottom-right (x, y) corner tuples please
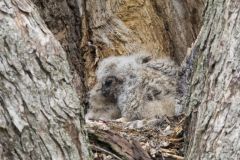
(104, 76), (117, 87)
(105, 79), (113, 87)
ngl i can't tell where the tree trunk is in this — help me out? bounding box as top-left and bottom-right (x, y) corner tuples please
(0, 0), (90, 159)
(181, 0), (240, 159)
(80, 0), (204, 87)
(32, 0), (88, 108)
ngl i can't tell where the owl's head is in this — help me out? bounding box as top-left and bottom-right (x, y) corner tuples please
(95, 54), (152, 100)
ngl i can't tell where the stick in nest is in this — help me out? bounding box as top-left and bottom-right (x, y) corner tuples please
(90, 144), (122, 160)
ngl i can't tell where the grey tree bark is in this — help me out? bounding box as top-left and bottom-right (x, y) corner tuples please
(0, 0), (90, 159)
(31, 0), (88, 107)
(180, 0), (240, 159)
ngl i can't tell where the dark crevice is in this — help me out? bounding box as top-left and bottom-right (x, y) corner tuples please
(23, 69), (33, 81)
(37, 133), (54, 159)
(14, 148), (24, 160)
(3, 36), (11, 53)
(48, 132), (66, 159)
(45, 60), (57, 71)
(35, 55), (54, 82)
(0, 96), (12, 127)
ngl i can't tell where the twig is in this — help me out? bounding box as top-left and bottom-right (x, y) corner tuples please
(164, 153), (184, 160)
(160, 148), (176, 154)
(90, 144), (123, 160)
(168, 137), (184, 142)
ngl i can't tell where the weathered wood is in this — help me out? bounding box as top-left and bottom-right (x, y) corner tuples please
(0, 0), (90, 159)
(88, 128), (152, 160)
(181, 0), (240, 159)
(32, 0), (88, 107)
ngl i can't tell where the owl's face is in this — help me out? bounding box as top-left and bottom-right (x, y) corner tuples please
(94, 54), (152, 102)
(100, 75), (123, 100)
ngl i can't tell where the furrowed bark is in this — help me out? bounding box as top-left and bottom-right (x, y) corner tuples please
(32, 0), (88, 108)
(182, 0), (240, 159)
(0, 0), (90, 159)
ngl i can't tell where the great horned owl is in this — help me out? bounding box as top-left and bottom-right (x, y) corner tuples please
(85, 54), (178, 121)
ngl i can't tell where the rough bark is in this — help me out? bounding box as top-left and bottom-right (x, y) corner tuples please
(80, 0), (204, 87)
(0, 0), (90, 159)
(181, 0), (240, 159)
(151, 0), (204, 62)
(88, 129), (152, 160)
(32, 0), (88, 108)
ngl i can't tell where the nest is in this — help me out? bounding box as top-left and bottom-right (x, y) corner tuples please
(86, 115), (185, 160)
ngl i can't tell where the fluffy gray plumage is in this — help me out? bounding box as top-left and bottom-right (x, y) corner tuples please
(85, 54), (179, 121)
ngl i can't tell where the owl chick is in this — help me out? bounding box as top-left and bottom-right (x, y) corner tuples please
(85, 53), (178, 122)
